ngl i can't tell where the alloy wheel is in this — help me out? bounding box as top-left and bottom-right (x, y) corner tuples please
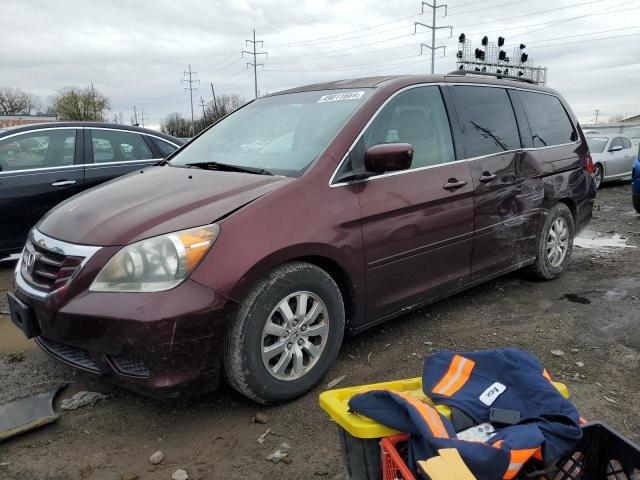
(546, 217), (570, 268)
(593, 165), (603, 189)
(261, 291), (329, 381)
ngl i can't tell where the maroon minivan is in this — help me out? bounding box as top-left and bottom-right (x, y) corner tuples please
(9, 74), (595, 404)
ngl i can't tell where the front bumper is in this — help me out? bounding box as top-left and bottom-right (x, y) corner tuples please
(13, 246), (239, 399)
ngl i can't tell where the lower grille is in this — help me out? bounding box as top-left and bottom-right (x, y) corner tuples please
(110, 356), (151, 378)
(37, 337), (100, 374)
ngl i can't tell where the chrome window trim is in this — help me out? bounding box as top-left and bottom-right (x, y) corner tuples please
(0, 164), (83, 176)
(85, 158), (162, 168)
(0, 126), (78, 142)
(15, 229), (102, 298)
(328, 82), (580, 188)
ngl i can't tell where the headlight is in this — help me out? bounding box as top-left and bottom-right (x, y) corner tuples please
(90, 224), (220, 293)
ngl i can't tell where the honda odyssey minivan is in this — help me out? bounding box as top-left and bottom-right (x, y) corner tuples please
(9, 74), (595, 404)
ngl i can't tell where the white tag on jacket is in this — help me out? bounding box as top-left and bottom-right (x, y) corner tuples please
(479, 382), (507, 406)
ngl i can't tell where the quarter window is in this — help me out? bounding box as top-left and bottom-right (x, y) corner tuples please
(362, 86), (455, 170)
(518, 91), (576, 147)
(0, 129), (75, 172)
(621, 137), (632, 149)
(453, 86), (521, 157)
(90, 130), (153, 163)
(151, 137), (179, 157)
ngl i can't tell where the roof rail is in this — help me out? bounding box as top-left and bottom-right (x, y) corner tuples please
(446, 69), (536, 84)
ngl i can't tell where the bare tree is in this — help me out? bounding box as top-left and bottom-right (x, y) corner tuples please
(50, 85), (110, 121)
(606, 113), (628, 124)
(161, 113), (191, 138)
(0, 87), (38, 115)
(162, 94), (247, 138)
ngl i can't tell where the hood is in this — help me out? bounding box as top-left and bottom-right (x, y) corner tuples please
(38, 165), (293, 246)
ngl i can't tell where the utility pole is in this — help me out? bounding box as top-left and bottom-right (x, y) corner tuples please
(182, 64), (199, 136)
(199, 96), (207, 124)
(139, 107), (149, 128)
(242, 29), (267, 99)
(133, 105), (139, 126)
(594, 109), (600, 124)
(415, 1), (452, 74)
(210, 83), (218, 117)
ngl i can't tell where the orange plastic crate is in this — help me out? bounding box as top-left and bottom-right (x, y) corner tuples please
(381, 434), (415, 480)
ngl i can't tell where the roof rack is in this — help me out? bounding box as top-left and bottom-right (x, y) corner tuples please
(446, 69), (536, 84)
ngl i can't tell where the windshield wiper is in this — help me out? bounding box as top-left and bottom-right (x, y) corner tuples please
(183, 161), (272, 176)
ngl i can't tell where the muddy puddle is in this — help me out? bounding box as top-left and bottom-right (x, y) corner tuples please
(574, 231), (635, 251)
(0, 316), (35, 355)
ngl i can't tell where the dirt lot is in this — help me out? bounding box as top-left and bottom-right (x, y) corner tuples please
(1, 183), (639, 480)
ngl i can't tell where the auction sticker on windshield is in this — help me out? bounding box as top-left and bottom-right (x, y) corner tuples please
(317, 91), (365, 103)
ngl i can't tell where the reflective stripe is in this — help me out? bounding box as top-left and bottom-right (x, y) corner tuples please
(395, 392), (449, 439)
(542, 368), (552, 382)
(432, 355), (476, 397)
(502, 447), (543, 479)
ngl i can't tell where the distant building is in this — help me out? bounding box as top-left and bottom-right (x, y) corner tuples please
(0, 114), (58, 128)
(622, 114), (640, 124)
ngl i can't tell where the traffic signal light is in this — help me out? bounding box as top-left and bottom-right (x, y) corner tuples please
(498, 36), (505, 47)
(520, 53), (528, 63)
(457, 50), (463, 59)
(482, 36), (489, 46)
(499, 50), (507, 61)
(519, 43), (526, 50)
(458, 33), (466, 43)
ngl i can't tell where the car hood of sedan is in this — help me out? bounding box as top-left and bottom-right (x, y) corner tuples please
(37, 165), (293, 246)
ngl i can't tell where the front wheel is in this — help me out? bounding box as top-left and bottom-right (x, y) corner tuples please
(530, 203), (575, 280)
(224, 261), (345, 404)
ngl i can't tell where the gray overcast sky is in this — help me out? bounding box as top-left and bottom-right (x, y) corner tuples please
(2, 0), (639, 128)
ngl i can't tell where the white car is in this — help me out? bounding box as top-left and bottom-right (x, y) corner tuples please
(586, 134), (636, 189)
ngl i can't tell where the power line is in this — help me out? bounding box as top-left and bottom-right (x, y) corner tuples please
(242, 29), (267, 99)
(182, 64), (199, 137)
(415, 1), (452, 73)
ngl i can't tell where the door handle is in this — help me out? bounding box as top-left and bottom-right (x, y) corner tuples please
(443, 178), (467, 191)
(479, 172), (497, 183)
(51, 180), (77, 187)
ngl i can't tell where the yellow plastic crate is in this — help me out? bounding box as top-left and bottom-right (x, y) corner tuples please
(319, 376), (570, 439)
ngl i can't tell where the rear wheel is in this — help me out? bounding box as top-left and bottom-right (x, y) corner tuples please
(592, 163), (604, 190)
(224, 261), (345, 404)
(530, 203), (575, 280)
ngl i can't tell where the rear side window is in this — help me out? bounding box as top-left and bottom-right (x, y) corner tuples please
(518, 91), (576, 147)
(452, 86), (520, 158)
(151, 137), (179, 157)
(90, 129), (153, 163)
(610, 137), (623, 150)
(362, 86), (455, 169)
(621, 137), (632, 149)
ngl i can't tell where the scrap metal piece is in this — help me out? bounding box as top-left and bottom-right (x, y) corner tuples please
(0, 386), (63, 442)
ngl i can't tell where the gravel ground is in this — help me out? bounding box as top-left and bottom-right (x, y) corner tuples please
(0, 182), (638, 480)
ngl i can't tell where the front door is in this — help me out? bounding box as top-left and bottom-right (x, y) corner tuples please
(354, 86), (475, 321)
(0, 127), (84, 255)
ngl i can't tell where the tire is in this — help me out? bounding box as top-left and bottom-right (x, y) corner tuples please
(592, 163), (604, 190)
(633, 194), (640, 214)
(530, 203), (575, 280)
(224, 261), (345, 404)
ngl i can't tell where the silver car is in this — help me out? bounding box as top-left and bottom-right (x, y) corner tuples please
(586, 134), (637, 189)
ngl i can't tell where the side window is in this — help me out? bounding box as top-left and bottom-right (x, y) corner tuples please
(362, 86), (454, 170)
(621, 137), (632, 149)
(90, 129), (153, 163)
(151, 137), (179, 157)
(0, 129), (75, 172)
(518, 91), (576, 147)
(453, 86), (520, 157)
(610, 137), (623, 150)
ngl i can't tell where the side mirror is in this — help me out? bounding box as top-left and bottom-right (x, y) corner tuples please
(364, 143), (413, 173)
(609, 145), (623, 152)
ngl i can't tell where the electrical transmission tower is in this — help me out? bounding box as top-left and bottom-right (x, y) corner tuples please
(199, 96), (207, 123)
(415, 1), (452, 74)
(139, 107), (149, 128)
(182, 64), (199, 136)
(242, 29), (267, 99)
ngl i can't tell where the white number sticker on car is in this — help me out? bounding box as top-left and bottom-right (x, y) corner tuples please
(317, 91), (365, 103)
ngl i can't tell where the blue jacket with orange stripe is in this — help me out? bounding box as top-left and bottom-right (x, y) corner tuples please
(348, 349), (582, 479)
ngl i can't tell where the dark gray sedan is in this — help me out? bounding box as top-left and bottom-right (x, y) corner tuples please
(0, 122), (184, 258)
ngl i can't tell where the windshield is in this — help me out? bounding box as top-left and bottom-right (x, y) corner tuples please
(169, 88), (371, 177)
(586, 137), (608, 153)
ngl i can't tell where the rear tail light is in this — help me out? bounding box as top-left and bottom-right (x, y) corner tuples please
(585, 154), (594, 175)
